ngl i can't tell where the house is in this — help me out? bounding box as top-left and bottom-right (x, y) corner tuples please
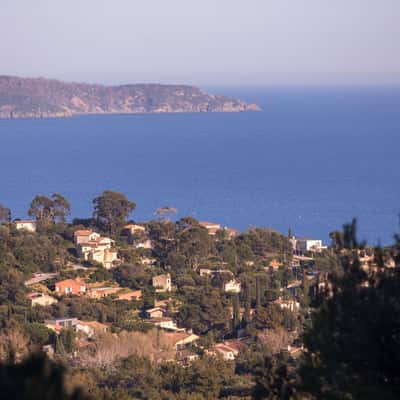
(75, 320), (108, 338)
(85, 247), (119, 269)
(45, 318), (79, 331)
(14, 219), (36, 232)
(199, 221), (221, 236)
(55, 279), (86, 295)
(152, 273), (172, 292)
(224, 279), (241, 293)
(293, 237), (324, 254)
(210, 340), (245, 361)
(135, 239), (153, 249)
(213, 344), (238, 360)
(115, 289), (142, 301)
(123, 224), (146, 235)
(228, 306), (254, 320)
(199, 268), (234, 278)
(273, 299), (300, 312)
(145, 307), (165, 319)
(147, 317), (182, 331)
(102, 248), (119, 269)
(76, 229), (119, 269)
(141, 257), (157, 266)
(74, 229), (101, 245)
(163, 332), (200, 350)
(28, 292), (58, 307)
(87, 286), (120, 299)
(223, 227), (239, 239)
(177, 349), (200, 364)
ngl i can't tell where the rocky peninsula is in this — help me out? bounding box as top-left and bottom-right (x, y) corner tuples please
(0, 75), (261, 119)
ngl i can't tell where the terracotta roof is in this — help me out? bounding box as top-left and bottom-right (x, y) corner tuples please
(56, 278), (85, 287)
(215, 344), (237, 354)
(163, 332), (199, 347)
(223, 340), (246, 352)
(199, 221), (221, 230)
(74, 230), (94, 236)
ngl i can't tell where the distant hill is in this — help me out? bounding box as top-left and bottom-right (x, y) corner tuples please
(0, 76), (261, 119)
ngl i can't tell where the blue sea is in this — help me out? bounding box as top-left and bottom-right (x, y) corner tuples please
(1, 87), (399, 245)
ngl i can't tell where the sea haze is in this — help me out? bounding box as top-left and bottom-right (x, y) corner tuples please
(1, 87), (399, 244)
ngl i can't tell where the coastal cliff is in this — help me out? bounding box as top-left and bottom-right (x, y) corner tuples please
(0, 76), (261, 119)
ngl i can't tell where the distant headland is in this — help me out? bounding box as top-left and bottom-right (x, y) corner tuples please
(0, 75), (261, 119)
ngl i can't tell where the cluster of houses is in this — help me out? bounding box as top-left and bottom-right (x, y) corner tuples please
(74, 229), (120, 269)
(44, 317), (109, 338)
(19, 218), (396, 365)
(53, 277), (142, 300)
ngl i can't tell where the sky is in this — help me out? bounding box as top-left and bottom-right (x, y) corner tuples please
(1, 0), (400, 86)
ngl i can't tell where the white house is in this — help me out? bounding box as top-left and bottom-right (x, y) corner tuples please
(29, 292), (58, 307)
(75, 321), (108, 338)
(273, 299), (300, 312)
(124, 224), (146, 235)
(14, 220), (37, 232)
(199, 221), (221, 235)
(224, 279), (241, 293)
(294, 237), (324, 253)
(75, 229), (119, 269)
(152, 273), (172, 292)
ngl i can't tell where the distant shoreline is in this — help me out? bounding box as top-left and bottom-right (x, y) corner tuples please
(0, 75), (261, 120)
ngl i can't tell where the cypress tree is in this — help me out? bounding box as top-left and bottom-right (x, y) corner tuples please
(256, 276), (262, 308)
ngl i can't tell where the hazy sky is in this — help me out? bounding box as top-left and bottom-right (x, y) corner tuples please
(1, 0), (399, 85)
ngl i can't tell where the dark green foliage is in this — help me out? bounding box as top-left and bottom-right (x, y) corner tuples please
(253, 304), (284, 331)
(93, 190), (136, 235)
(24, 323), (54, 346)
(232, 294), (241, 331)
(253, 354), (296, 400)
(177, 288), (230, 336)
(0, 227), (69, 275)
(0, 353), (90, 400)
(300, 222), (400, 399)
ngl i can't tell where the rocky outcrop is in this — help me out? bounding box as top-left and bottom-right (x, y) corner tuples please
(0, 76), (261, 119)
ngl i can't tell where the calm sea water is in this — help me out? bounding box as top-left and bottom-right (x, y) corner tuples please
(1, 87), (399, 244)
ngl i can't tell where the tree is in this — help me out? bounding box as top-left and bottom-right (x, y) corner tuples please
(253, 304), (283, 331)
(253, 353), (296, 400)
(243, 282), (252, 324)
(232, 294), (241, 331)
(93, 190), (136, 235)
(28, 195), (54, 228)
(51, 193), (71, 223)
(28, 193), (70, 228)
(300, 222), (400, 399)
(256, 276), (262, 308)
(0, 353), (90, 400)
(0, 204), (11, 223)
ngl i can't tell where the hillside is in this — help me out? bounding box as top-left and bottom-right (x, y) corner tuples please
(0, 76), (261, 119)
